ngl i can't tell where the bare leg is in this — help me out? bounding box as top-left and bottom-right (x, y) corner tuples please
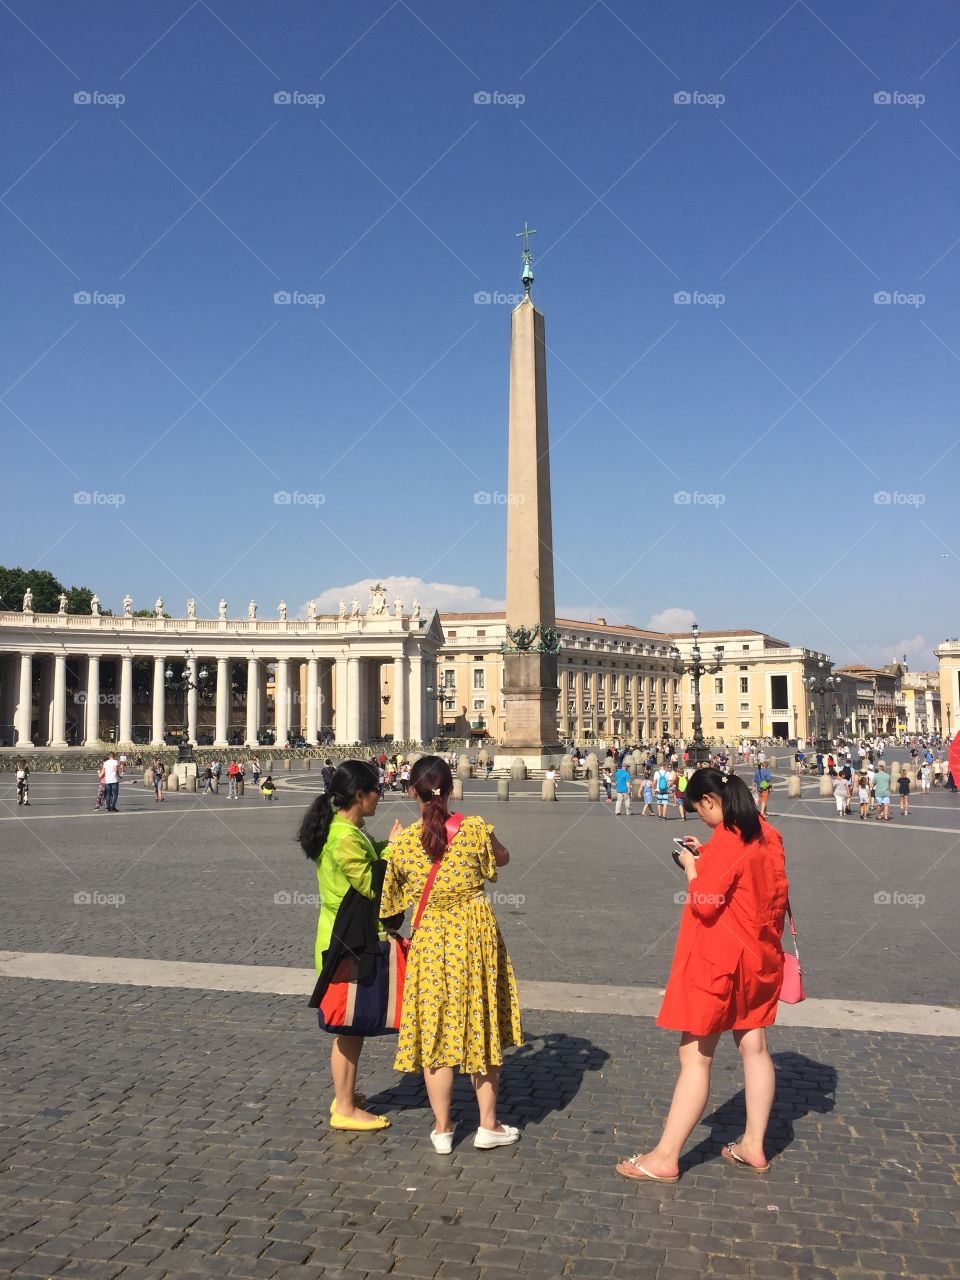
(729, 1027), (775, 1166)
(472, 1066), (501, 1131)
(331, 1035), (378, 1119)
(625, 1032), (719, 1176)
(424, 1066), (454, 1134)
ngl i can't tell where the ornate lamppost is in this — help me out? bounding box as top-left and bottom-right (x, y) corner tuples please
(165, 654), (210, 762)
(806, 661), (836, 756)
(670, 623), (722, 766)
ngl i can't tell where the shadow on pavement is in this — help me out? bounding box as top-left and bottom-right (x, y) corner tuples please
(684, 1049), (838, 1169)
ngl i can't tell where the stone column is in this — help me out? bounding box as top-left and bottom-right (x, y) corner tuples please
(408, 655), (424, 744)
(320, 661), (334, 736)
(275, 657), (289, 746)
(334, 657), (349, 742)
(346, 658), (361, 742)
(393, 655), (408, 743)
(306, 658), (319, 743)
(215, 656), (230, 747)
(119, 655), (134, 746)
(51, 653), (68, 749)
(187, 656), (199, 744)
(246, 658), (259, 747)
(37, 655), (54, 745)
(16, 653), (34, 747)
(84, 654), (99, 746)
(152, 657), (165, 746)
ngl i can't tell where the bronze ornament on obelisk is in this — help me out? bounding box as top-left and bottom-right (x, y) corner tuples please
(495, 224), (563, 768)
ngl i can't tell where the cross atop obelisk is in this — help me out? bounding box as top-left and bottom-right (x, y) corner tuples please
(515, 221), (537, 295)
(494, 223), (563, 770)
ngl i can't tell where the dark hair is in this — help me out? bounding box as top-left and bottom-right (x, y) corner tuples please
(297, 758), (379, 861)
(410, 755), (454, 861)
(682, 766), (763, 845)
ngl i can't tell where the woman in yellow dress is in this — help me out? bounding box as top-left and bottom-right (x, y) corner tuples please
(380, 755), (523, 1154)
(298, 759), (402, 1132)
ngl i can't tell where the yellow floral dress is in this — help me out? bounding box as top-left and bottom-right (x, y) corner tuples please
(380, 815), (523, 1074)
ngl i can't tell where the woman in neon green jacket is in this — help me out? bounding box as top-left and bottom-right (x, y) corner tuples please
(298, 759), (402, 1131)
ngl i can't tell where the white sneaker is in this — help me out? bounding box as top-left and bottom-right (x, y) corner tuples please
(430, 1129), (454, 1155)
(474, 1124), (519, 1149)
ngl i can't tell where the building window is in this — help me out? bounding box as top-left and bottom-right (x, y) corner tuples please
(477, 630), (485, 638)
(473, 699), (485, 711)
(714, 678), (724, 695)
(448, 631), (457, 639)
(742, 644), (749, 650)
(717, 721), (725, 729)
(598, 701), (605, 712)
(739, 677), (749, 694)
(443, 670), (456, 689)
(716, 703), (725, 712)
(443, 698), (455, 712)
(740, 702), (750, 712)
(597, 674), (605, 692)
(473, 669), (485, 690)
(741, 720), (750, 729)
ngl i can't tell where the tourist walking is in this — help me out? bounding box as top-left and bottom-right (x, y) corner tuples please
(614, 762), (632, 815)
(201, 764), (214, 795)
(616, 768), (789, 1183)
(833, 773), (849, 818)
(227, 760), (239, 799)
(101, 752), (120, 812)
(897, 767), (911, 817)
(874, 764), (892, 820)
(151, 758), (166, 803)
(919, 762), (932, 795)
(299, 759), (402, 1130)
(640, 772), (654, 817)
(380, 756), (523, 1153)
(251, 756), (261, 786)
(754, 762), (773, 815)
(857, 774), (870, 820)
(601, 765), (613, 802)
(653, 763), (671, 819)
(15, 762), (30, 807)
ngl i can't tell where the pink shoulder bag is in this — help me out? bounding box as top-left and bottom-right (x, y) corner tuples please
(780, 899), (805, 1004)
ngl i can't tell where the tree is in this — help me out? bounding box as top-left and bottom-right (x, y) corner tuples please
(0, 566), (103, 614)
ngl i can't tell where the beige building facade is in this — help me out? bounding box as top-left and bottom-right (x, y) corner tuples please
(936, 638), (960, 738)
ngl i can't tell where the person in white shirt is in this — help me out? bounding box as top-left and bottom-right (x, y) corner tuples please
(101, 753), (121, 812)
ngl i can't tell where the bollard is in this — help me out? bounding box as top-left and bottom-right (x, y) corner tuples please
(559, 757), (574, 781)
(622, 753), (635, 775)
(266, 756), (274, 771)
(631, 778), (643, 801)
(587, 776), (600, 801)
(541, 778), (557, 801)
(768, 755), (777, 771)
(457, 757), (472, 780)
(236, 776), (244, 797)
(510, 757), (527, 781)
(185, 774), (197, 793)
(302, 758), (311, 770)
(452, 778), (464, 801)
(497, 779), (509, 802)
(282, 758), (292, 771)
(787, 776), (801, 800)
(144, 768), (153, 788)
(819, 775), (833, 797)
(585, 753), (598, 777)
(168, 771), (180, 792)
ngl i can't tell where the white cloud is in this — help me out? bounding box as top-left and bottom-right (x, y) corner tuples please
(301, 577), (505, 618)
(845, 634), (935, 670)
(646, 606), (696, 634)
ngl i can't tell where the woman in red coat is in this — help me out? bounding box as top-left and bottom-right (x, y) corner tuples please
(617, 768), (789, 1183)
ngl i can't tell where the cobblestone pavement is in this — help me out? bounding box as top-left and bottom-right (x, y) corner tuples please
(1, 979), (958, 1280)
(1, 773), (957, 1005)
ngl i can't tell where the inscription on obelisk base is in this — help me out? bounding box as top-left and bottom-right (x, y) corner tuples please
(493, 225), (564, 771)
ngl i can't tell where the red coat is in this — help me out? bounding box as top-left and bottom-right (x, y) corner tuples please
(657, 818), (789, 1036)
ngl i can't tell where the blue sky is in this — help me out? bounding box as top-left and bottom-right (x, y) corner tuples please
(2, 1), (957, 667)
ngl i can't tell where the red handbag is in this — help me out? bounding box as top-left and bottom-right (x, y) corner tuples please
(780, 899), (805, 1004)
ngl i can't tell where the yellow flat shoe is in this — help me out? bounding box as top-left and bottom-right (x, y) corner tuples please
(330, 1110), (390, 1131)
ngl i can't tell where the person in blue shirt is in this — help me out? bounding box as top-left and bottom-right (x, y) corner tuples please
(754, 764), (773, 815)
(614, 765), (632, 815)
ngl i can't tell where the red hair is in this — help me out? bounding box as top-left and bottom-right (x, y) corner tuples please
(410, 756), (454, 861)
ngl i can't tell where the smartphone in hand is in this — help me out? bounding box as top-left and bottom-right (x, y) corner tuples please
(671, 837), (699, 869)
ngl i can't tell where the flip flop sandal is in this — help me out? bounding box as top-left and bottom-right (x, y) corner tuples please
(615, 1155), (679, 1183)
(721, 1139), (769, 1173)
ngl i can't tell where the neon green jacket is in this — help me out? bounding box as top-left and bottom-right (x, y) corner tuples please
(314, 814), (389, 971)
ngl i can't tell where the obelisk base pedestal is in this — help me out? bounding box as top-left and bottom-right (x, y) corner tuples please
(492, 652), (564, 771)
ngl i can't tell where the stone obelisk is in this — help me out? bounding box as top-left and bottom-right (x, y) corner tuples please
(495, 224), (563, 769)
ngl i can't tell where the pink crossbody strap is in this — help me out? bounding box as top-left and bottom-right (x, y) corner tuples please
(411, 813), (465, 931)
(785, 897), (802, 966)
